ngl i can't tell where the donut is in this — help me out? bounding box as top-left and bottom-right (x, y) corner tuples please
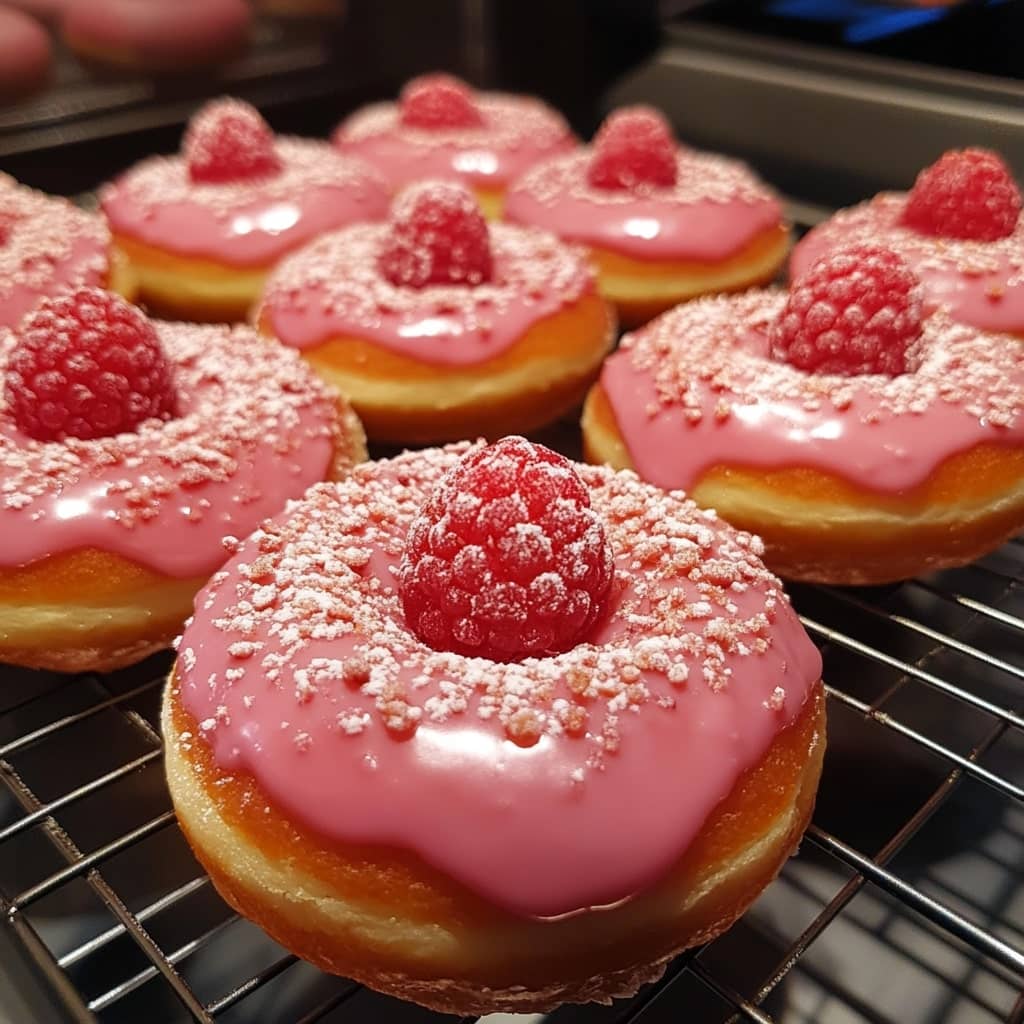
(163, 436), (825, 1015)
(505, 107), (789, 328)
(256, 181), (615, 443)
(0, 174), (133, 328)
(62, 0), (251, 74)
(4, 0), (73, 26)
(583, 245), (1024, 585)
(0, 8), (51, 105)
(792, 149), (1024, 335)
(0, 287), (365, 673)
(101, 98), (389, 323)
(332, 73), (575, 219)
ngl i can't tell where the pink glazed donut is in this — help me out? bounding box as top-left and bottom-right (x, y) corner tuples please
(62, 0), (251, 73)
(0, 174), (131, 328)
(163, 440), (825, 1015)
(0, 8), (51, 104)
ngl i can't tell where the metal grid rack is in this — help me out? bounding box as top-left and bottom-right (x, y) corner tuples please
(2, 214), (1024, 1023)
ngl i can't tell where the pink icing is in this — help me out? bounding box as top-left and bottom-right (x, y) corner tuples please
(0, 176), (109, 330)
(792, 194), (1024, 334)
(504, 150), (784, 262)
(101, 140), (389, 268)
(600, 291), (1024, 494)
(0, 321), (349, 578)
(176, 445), (822, 919)
(258, 222), (598, 365)
(333, 94), (576, 191)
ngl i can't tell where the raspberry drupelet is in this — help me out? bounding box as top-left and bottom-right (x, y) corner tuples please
(771, 244), (922, 376)
(6, 287), (176, 442)
(399, 436), (614, 662)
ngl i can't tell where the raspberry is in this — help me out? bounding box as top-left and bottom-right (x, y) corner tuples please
(378, 182), (493, 288)
(5, 287), (176, 441)
(0, 207), (20, 245)
(587, 106), (677, 191)
(185, 99), (282, 184)
(902, 148), (1021, 242)
(398, 437), (614, 661)
(399, 73), (484, 130)
(771, 244), (922, 376)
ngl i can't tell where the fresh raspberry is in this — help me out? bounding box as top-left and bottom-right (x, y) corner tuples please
(398, 437), (615, 662)
(399, 73), (484, 130)
(185, 99), (282, 184)
(0, 207), (20, 245)
(5, 288), (176, 442)
(772, 245), (922, 376)
(902, 148), (1021, 242)
(378, 182), (493, 288)
(587, 106), (677, 191)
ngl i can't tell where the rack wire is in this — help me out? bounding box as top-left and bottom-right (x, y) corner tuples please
(1, 216), (1023, 1022)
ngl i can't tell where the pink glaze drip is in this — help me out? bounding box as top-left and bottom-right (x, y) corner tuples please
(792, 194), (1024, 334)
(101, 140), (389, 268)
(601, 291), (1024, 494)
(0, 322), (350, 577)
(0, 176), (109, 329)
(504, 150), (783, 262)
(332, 95), (576, 191)
(176, 445), (821, 919)
(258, 222), (597, 364)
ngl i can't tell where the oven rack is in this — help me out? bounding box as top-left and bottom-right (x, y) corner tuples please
(1, 215), (1023, 1024)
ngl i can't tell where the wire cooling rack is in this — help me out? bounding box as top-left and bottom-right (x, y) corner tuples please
(2, 537), (1022, 1024)
(1, 205), (1023, 1021)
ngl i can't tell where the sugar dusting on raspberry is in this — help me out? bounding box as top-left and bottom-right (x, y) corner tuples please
(771, 245), (923, 376)
(7, 288), (176, 442)
(399, 73), (485, 130)
(261, 220), (591, 340)
(194, 444), (789, 766)
(0, 175), (108, 317)
(800, 193), (1024, 284)
(102, 139), (383, 218)
(587, 106), (678, 192)
(903, 148), (1021, 243)
(337, 93), (570, 150)
(0, 321), (347, 529)
(399, 437), (613, 662)
(619, 289), (1023, 431)
(185, 99), (283, 184)
(378, 182), (493, 288)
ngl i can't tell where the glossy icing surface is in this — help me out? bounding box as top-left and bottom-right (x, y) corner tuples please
(792, 194), (1024, 333)
(0, 175), (109, 329)
(176, 445), (821, 919)
(333, 94), (575, 190)
(601, 290), (1024, 493)
(0, 322), (348, 577)
(101, 140), (389, 268)
(504, 150), (783, 262)
(258, 221), (596, 364)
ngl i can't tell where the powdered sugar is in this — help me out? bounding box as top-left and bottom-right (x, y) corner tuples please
(190, 443), (791, 769)
(0, 321), (354, 576)
(0, 175), (109, 328)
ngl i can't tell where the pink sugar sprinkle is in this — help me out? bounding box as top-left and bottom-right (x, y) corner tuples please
(513, 148), (777, 209)
(260, 221), (590, 338)
(0, 321), (346, 522)
(0, 175), (108, 311)
(619, 289), (1024, 428)
(200, 444), (790, 773)
(336, 94), (569, 150)
(102, 139), (384, 217)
